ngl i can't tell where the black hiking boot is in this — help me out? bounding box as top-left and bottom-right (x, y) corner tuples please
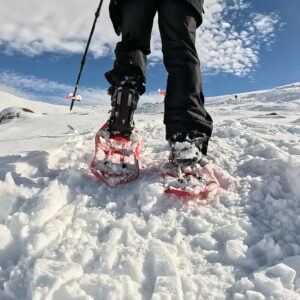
(107, 76), (140, 135)
(168, 135), (207, 166)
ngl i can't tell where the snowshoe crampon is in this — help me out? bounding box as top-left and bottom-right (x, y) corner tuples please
(162, 162), (219, 199)
(90, 123), (143, 187)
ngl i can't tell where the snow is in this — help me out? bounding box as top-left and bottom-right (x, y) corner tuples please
(0, 91), (67, 114)
(0, 82), (300, 299)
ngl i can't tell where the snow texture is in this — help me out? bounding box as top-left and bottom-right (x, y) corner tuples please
(0, 82), (300, 299)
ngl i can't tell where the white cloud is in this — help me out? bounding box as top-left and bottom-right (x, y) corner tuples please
(0, 71), (162, 106)
(198, 0), (281, 75)
(147, 0), (281, 76)
(0, 71), (110, 106)
(228, 0), (250, 11)
(0, 0), (281, 76)
(0, 0), (118, 57)
(252, 13), (279, 35)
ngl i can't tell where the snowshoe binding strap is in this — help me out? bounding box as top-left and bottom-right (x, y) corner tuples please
(108, 76), (140, 135)
(169, 140), (203, 166)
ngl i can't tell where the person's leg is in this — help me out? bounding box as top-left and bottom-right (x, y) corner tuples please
(105, 0), (157, 134)
(158, 0), (213, 155)
(105, 0), (157, 95)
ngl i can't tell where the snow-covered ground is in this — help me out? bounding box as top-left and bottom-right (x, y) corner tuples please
(0, 83), (300, 300)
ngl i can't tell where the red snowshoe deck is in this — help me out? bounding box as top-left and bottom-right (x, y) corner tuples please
(162, 162), (219, 199)
(90, 123), (143, 187)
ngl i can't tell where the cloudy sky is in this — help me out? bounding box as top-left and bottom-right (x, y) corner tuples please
(0, 0), (299, 105)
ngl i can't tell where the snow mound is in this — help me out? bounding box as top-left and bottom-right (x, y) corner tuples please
(233, 262), (298, 299)
(0, 90), (66, 114)
(293, 118), (300, 124)
(0, 107), (34, 124)
(137, 102), (164, 114)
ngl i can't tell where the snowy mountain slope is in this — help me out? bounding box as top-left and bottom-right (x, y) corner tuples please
(138, 82), (300, 123)
(0, 83), (300, 300)
(0, 91), (68, 114)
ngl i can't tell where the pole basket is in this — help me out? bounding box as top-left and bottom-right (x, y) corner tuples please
(65, 94), (82, 102)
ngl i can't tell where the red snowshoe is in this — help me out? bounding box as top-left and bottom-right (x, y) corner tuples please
(90, 76), (143, 187)
(162, 161), (219, 199)
(90, 123), (143, 187)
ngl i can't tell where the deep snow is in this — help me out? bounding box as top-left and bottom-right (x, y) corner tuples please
(0, 83), (300, 300)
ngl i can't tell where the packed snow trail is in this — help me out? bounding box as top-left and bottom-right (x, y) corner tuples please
(0, 84), (300, 299)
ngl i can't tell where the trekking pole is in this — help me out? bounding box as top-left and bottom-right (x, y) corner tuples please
(66, 0), (104, 111)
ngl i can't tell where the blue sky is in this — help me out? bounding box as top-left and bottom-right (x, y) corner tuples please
(0, 0), (299, 106)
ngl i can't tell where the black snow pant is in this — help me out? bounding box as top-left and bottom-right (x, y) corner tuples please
(105, 0), (213, 154)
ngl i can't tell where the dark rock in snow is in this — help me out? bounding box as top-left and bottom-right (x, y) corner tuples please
(0, 107), (34, 124)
